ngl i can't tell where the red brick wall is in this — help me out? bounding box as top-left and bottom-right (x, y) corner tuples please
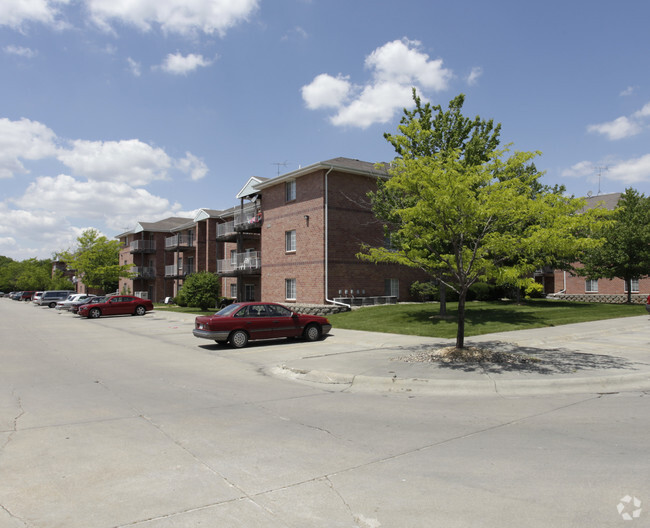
(553, 267), (650, 295)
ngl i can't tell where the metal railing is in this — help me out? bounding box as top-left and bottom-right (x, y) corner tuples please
(217, 220), (235, 238)
(130, 239), (156, 252)
(132, 266), (155, 278)
(165, 234), (193, 250)
(164, 265), (194, 277)
(234, 204), (262, 229)
(217, 251), (261, 273)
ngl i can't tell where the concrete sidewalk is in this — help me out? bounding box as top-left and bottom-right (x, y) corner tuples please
(270, 315), (650, 396)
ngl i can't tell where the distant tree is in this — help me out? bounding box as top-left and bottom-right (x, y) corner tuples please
(359, 148), (604, 349)
(58, 229), (131, 293)
(177, 272), (221, 310)
(15, 258), (53, 291)
(577, 188), (650, 303)
(0, 256), (19, 292)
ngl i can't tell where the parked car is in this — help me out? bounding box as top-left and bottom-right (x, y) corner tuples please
(55, 293), (96, 311)
(36, 290), (75, 308)
(19, 291), (35, 301)
(0, 291), (5, 297)
(77, 295), (154, 318)
(193, 302), (332, 348)
(70, 296), (106, 314)
(32, 292), (43, 304)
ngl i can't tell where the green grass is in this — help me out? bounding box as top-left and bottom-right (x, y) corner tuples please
(327, 300), (645, 338)
(153, 304), (216, 316)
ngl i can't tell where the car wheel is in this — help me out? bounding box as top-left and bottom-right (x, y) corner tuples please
(88, 308), (101, 319)
(134, 305), (146, 316)
(304, 323), (322, 342)
(229, 330), (249, 348)
(48, 302), (57, 308)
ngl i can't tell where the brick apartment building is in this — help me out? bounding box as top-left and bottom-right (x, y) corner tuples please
(535, 192), (650, 303)
(117, 157), (428, 306)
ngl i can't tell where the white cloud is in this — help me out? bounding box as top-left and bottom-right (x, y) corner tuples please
(86, 0), (259, 36)
(588, 102), (650, 140)
(301, 74), (351, 110)
(467, 66), (483, 86)
(159, 52), (213, 75)
(3, 45), (37, 58)
(607, 154), (650, 184)
(620, 86), (638, 96)
(57, 139), (172, 185)
(127, 57), (141, 77)
(177, 152), (208, 181)
(562, 160), (595, 178)
(0, 0), (67, 30)
(0, 117), (58, 178)
(302, 38), (453, 128)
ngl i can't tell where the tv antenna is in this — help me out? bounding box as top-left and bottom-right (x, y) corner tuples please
(594, 165), (609, 195)
(272, 161), (289, 176)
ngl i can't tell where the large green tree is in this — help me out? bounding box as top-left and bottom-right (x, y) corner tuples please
(360, 147), (603, 349)
(577, 188), (650, 303)
(58, 229), (131, 293)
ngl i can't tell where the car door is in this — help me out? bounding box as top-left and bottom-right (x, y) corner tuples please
(234, 304), (273, 340)
(266, 304), (302, 338)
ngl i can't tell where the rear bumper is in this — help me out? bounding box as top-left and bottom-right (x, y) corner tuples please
(193, 328), (230, 342)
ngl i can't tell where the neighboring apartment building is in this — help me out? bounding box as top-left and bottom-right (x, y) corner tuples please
(118, 157), (428, 305)
(535, 192), (650, 302)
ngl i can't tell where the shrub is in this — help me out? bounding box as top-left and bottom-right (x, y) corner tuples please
(177, 272), (220, 310)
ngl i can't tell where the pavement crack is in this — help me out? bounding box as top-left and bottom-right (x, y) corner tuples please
(1, 391), (25, 452)
(0, 503), (31, 527)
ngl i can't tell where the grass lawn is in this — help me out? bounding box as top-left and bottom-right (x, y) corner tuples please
(153, 304), (215, 316)
(327, 299), (646, 339)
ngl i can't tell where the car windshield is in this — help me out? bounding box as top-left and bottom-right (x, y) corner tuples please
(214, 303), (241, 316)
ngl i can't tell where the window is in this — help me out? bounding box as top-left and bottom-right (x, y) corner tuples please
(585, 279), (598, 293)
(230, 249), (237, 265)
(285, 230), (296, 252)
(230, 283), (237, 298)
(385, 278), (399, 298)
(245, 284), (255, 301)
(624, 279), (640, 293)
(285, 180), (296, 202)
(285, 278), (296, 300)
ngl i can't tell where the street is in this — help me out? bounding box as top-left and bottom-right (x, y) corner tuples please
(0, 300), (647, 527)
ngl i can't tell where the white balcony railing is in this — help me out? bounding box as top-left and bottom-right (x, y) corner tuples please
(217, 252), (261, 273)
(134, 291), (149, 299)
(165, 234), (192, 249)
(217, 220), (235, 238)
(234, 204), (262, 228)
(164, 265), (194, 277)
(132, 266), (155, 278)
(130, 239), (156, 252)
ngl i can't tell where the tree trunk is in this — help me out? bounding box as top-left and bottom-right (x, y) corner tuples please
(439, 282), (447, 316)
(456, 290), (466, 349)
(626, 278), (632, 303)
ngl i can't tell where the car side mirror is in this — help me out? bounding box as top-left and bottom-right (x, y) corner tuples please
(292, 312), (298, 318)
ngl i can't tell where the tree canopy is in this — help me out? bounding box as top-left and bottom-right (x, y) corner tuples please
(177, 271), (221, 310)
(577, 188), (650, 302)
(361, 94), (606, 348)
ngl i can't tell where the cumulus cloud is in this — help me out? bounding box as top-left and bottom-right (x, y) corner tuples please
(127, 57), (141, 76)
(177, 152), (208, 180)
(467, 66), (483, 86)
(301, 38), (453, 128)
(588, 102), (650, 140)
(57, 139), (172, 185)
(0, 0), (67, 30)
(86, 0), (259, 36)
(3, 45), (37, 58)
(620, 86), (638, 96)
(0, 117), (58, 178)
(563, 155), (650, 186)
(159, 52), (213, 75)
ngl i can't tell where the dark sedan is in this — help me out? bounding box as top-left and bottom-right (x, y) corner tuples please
(78, 295), (153, 318)
(70, 296), (106, 314)
(193, 302), (332, 348)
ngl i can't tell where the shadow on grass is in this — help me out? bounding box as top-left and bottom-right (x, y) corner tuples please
(395, 340), (639, 375)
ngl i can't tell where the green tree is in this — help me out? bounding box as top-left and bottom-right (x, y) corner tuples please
(58, 229), (131, 293)
(177, 271), (221, 310)
(359, 149), (603, 349)
(15, 258), (53, 291)
(381, 91), (502, 315)
(577, 188), (650, 303)
(0, 256), (19, 292)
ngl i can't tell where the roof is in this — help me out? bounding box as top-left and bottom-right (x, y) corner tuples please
(115, 216), (194, 237)
(253, 157), (389, 191)
(580, 192), (622, 212)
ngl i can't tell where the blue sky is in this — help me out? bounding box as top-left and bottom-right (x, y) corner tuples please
(1, 0), (650, 260)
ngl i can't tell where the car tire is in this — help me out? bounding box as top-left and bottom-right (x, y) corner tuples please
(229, 330), (249, 348)
(48, 302), (57, 308)
(304, 323), (322, 342)
(134, 305), (146, 316)
(88, 308), (101, 319)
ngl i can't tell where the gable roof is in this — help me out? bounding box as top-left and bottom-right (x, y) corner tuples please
(252, 157), (389, 191)
(237, 176), (269, 199)
(581, 192), (622, 212)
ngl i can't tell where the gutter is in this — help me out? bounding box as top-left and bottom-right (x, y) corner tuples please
(324, 166), (351, 310)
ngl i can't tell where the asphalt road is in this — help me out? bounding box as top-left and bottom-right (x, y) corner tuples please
(0, 300), (647, 527)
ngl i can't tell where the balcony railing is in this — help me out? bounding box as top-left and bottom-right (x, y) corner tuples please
(130, 239), (156, 253)
(217, 220), (236, 238)
(132, 266), (156, 279)
(234, 204), (262, 230)
(165, 234), (193, 250)
(217, 251), (261, 274)
(164, 265), (195, 277)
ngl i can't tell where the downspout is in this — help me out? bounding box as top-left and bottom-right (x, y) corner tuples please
(324, 166), (351, 309)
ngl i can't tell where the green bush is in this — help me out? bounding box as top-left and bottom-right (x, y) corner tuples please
(177, 272), (220, 310)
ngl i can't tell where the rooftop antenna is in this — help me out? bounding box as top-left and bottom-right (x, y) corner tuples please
(594, 165), (609, 195)
(272, 161), (289, 176)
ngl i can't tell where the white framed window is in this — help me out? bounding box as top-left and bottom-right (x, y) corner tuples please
(286, 180), (296, 202)
(285, 230), (296, 252)
(585, 279), (598, 293)
(624, 278), (640, 293)
(230, 283), (237, 298)
(230, 249), (237, 265)
(285, 278), (296, 300)
(385, 278), (399, 298)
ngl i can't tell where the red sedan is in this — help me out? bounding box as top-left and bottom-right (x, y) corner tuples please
(78, 295), (154, 319)
(193, 302), (332, 348)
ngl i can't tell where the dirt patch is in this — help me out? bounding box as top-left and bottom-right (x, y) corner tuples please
(395, 345), (541, 366)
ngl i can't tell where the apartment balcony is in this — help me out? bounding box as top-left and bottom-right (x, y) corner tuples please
(132, 266), (156, 279)
(165, 234), (193, 251)
(130, 240), (156, 253)
(217, 251), (261, 276)
(164, 265), (195, 278)
(216, 220), (236, 240)
(234, 204), (263, 231)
